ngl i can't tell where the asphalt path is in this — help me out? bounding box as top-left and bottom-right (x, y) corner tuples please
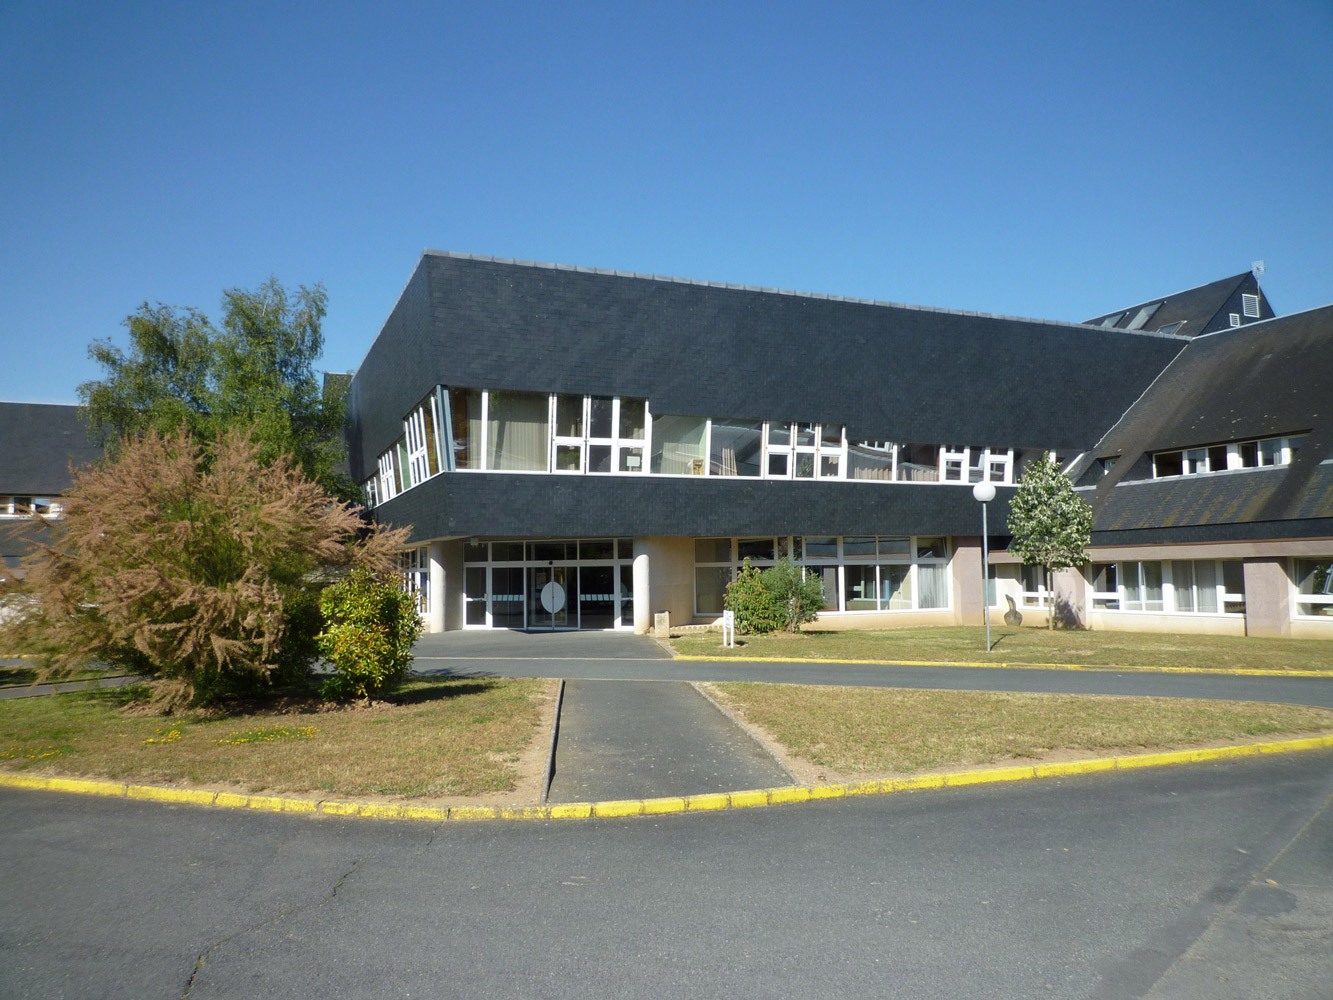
(3, 750), (1331, 999)
(412, 646), (1333, 710)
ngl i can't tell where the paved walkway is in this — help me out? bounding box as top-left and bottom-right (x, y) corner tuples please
(545, 679), (792, 802)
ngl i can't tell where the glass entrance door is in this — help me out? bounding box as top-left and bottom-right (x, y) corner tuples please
(579, 565), (616, 629)
(527, 565), (571, 629)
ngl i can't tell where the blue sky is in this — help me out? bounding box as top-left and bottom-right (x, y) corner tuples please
(2, 1), (1330, 403)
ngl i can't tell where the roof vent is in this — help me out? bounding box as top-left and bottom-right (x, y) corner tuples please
(1242, 293), (1260, 318)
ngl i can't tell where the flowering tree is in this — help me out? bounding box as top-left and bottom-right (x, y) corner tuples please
(1006, 453), (1094, 630)
(0, 428), (408, 706)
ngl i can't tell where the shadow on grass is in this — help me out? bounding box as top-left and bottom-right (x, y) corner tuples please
(389, 680), (500, 705)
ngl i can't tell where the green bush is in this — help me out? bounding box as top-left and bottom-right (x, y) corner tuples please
(724, 559), (785, 635)
(761, 558), (826, 633)
(317, 568), (423, 701)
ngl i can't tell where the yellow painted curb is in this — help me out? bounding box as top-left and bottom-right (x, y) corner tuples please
(671, 654), (1333, 678)
(4, 734), (1332, 823)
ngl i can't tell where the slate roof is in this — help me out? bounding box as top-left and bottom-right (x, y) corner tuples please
(0, 402), (102, 494)
(1075, 305), (1333, 542)
(348, 252), (1186, 482)
(1083, 272), (1275, 338)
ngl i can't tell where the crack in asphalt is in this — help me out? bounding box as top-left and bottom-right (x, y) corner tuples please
(179, 855), (365, 999)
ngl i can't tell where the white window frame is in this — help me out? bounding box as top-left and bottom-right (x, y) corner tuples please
(1290, 558), (1333, 619)
(1242, 293), (1260, 318)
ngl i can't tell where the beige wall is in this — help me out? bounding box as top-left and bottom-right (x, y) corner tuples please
(645, 536), (696, 627)
(809, 609), (958, 631)
(952, 537), (982, 626)
(1243, 558), (1292, 637)
(1291, 617), (1333, 640)
(1086, 611), (1247, 636)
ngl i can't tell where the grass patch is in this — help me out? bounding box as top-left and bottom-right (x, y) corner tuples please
(672, 626), (1333, 673)
(710, 682), (1333, 780)
(0, 675), (551, 800)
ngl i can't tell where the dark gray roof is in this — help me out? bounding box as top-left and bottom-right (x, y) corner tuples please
(1084, 272), (1275, 338)
(1077, 304), (1333, 540)
(348, 252), (1185, 481)
(0, 402), (102, 494)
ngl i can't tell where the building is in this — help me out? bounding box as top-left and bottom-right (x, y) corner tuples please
(0, 402), (103, 583)
(345, 251), (1331, 639)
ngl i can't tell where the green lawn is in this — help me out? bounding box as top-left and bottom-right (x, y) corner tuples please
(709, 682), (1333, 779)
(0, 675), (552, 800)
(672, 626), (1333, 673)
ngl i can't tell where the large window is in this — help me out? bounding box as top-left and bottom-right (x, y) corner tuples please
(711, 419), (763, 477)
(1153, 434), (1305, 479)
(693, 535), (950, 616)
(487, 390), (549, 471)
(651, 414), (707, 474)
(1293, 560), (1333, 618)
(1088, 560), (1244, 615)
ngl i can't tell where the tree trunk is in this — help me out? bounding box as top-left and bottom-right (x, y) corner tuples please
(1048, 564), (1055, 631)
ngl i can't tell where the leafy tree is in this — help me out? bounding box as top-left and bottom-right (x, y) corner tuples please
(317, 567), (423, 702)
(761, 558), (826, 633)
(0, 428), (408, 708)
(78, 278), (356, 499)
(724, 560), (784, 635)
(1006, 453), (1094, 630)
(724, 558), (826, 635)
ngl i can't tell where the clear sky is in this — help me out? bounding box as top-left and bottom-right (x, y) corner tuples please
(2, 1), (1330, 403)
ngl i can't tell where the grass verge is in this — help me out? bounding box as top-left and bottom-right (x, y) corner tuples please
(0, 675), (553, 802)
(672, 626), (1333, 673)
(707, 682), (1333, 783)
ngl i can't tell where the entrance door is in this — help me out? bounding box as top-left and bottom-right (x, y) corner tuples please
(579, 565), (616, 629)
(527, 565), (571, 629)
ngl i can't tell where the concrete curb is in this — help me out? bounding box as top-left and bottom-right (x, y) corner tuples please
(4, 735), (1332, 823)
(671, 654), (1333, 678)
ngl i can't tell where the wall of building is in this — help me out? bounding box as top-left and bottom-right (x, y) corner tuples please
(645, 536), (696, 629)
(1242, 558), (1291, 637)
(1086, 611), (1247, 636)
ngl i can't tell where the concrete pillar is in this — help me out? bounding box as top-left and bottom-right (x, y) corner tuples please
(1242, 559), (1291, 638)
(427, 541), (446, 634)
(952, 537), (984, 626)
(1052, 567), (1087, 628)
(632, 538), (652, 634)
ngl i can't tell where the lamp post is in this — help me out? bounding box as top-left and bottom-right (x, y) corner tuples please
(972, 482), (996, 652)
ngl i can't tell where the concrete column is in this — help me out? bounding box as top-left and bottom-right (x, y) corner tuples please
(1242, 558), (1291, 638)
(427, 541), (446, 634)
(952, 537), (984, 626)
(632, 538), (652, 634)
(1052, 567), (1087, 628)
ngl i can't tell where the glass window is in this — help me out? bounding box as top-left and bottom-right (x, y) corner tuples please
(710, 419), (763, 477)
(616, 538), (633, 559)
(916, 537), (947, 559)
(804, 537), (838, 559)
(491, 567), (525, 628)
(618, 448), (643, 472)
(795, 423), (816, 447)
(881, 565), (912, 610)
(555, 395), (584, 437)
(492, 541), (524, 561)
(877, 536), (910, 558)
(588, 444), (613, 473)
(848, 442), (895, 481)
(1142, 561), (1164, 611)
(1294, 559), (1333, 617)
(695, 538), (732, 563)
(487, 390), (549, 471)
(1222, 561), (1246, 614)
(450, 388), (483, 470)
(767, 423), (791, 447)
(619, 398), (647, 440)
(695, 567), (731, 615)
(1195, 560), (1218, 613)
(555, 444), (581, 471)
(1259, 438), (1280, 466)
(814, 566), (839, 610)
(843, 536), (877, 558)
(651, 414), (707, 474)
(532, 541), (575, 561)
(1091, 563), (1119, 610)
(844, 565), (877, 611)
(464, 542), (488, 562)
(1154, 452), (1183, 477)
(1172, 561), (1195, 612)
(589, 397), (614, 439)
(579, 539), (615, 560)
(737, 538), (775, 561)
(897, 444), (939, 482)
(917, 564), (947, 609)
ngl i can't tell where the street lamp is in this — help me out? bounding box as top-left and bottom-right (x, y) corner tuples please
(972, 482), (996, 652)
